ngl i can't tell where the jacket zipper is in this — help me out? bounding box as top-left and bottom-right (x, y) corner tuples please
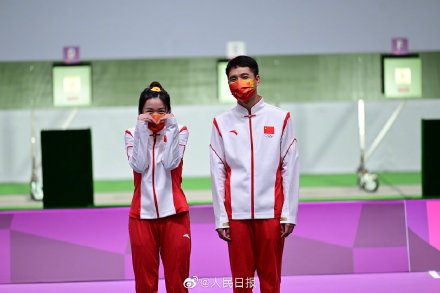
(247, 112), (255, 219)
(151, 134), (160, 218)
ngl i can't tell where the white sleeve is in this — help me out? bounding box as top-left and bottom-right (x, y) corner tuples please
(162, 117), (188, 170)
(209, 119), (229, 229)
(124, 121), (151, 173)
(280, 113), (300, 225)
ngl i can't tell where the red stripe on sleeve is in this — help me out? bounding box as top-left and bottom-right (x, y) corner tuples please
(209, 144), (226, 166)
(282, 112), (291, 133)
(213, 118), (222, 137)
(282, 138), (297, 162)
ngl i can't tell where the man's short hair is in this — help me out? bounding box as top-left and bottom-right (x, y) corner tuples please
(226, 55), (259, 77)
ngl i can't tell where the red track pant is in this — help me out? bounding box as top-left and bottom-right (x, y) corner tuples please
(129, 212), (191, 293)
(228, 219), (284, 293)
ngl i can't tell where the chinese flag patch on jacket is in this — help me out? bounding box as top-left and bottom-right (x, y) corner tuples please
(264, 126), (275, 134)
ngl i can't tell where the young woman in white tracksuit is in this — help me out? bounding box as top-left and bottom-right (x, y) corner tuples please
(210, 56), (299, 293)
(125, 82), (190, 293)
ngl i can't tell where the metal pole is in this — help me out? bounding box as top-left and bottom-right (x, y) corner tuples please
(365, 100), (407, 161)
(357, 99), (366, 170)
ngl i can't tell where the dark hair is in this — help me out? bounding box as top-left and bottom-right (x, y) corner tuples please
(138, 81), (171, 115)
(225, 55), (259, 77)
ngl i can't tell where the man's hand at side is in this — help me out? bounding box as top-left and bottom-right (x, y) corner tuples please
(281, 223), (295, 238)
(216, 228), (231, 242)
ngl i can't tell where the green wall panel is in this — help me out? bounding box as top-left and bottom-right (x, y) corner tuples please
(0, 62), (53, 109)
(91, 57), (217, 107)
(257, 53), (383, 104)
(1, 52), (439, 110)
(421, 52), (440, 98)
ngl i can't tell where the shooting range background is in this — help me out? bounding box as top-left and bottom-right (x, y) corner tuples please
(1, 54), (440, 182)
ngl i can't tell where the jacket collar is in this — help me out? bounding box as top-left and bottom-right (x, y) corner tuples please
(235, 97), (265, 116)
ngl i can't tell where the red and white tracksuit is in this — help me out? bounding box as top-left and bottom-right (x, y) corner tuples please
(125, 117), (190, 293)
(210, 98), (299, 292)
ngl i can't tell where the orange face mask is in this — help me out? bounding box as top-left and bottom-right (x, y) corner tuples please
(148, 113), (166, 132)
(229, 79), (256, 103)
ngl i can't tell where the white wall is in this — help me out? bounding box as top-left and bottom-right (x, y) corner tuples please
(1, 0), (440, 61)
(1, 99), (439, 183)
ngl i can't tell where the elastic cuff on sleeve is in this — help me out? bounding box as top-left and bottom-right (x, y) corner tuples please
(280, 216), (296, 225)
(215, 220), (230, 229)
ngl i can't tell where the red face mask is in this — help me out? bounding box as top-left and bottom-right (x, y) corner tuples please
(229, 79), (256, 103)
(148, 114), (166, 132)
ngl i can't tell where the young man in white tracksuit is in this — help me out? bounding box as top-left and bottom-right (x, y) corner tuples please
(210, 56), (299, 293)
(125, 82), (191, 293)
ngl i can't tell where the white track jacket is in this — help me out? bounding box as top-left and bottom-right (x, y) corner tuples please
(210, 99), (299, 229)
(125, 117), (189, 219)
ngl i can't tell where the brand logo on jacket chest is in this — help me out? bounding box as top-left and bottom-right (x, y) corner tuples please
(264, 126), (275, 138)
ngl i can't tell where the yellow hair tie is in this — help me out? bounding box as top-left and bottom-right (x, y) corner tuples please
(151, 87), (161, 92)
